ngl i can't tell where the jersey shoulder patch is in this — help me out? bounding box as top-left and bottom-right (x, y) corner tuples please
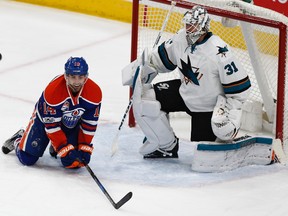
(206, 35), (233, 63)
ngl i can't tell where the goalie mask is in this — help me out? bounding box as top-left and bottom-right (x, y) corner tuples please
(182, 5), (210, 45)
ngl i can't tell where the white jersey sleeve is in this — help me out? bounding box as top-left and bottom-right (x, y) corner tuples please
(150, 30), (187, 73)
(213, 37), (251, 103)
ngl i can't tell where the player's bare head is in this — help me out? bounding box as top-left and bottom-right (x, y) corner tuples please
(182, 5), (210, 45)
(64, 57), (88, 94)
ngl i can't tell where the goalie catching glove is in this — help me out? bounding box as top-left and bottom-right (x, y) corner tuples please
(211, 95), (243, 141)
(57, 143), (93, 168)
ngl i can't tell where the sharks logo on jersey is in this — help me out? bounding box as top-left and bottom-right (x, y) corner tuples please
(179, 56), (203, 85)
(217, 45), (228, 57)
(62, 108), (85, 128)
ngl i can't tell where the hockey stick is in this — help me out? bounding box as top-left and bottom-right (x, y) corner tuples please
(111, 0), (177, 156)
(111, 99), (133, 156)
(84, 163), (133, 209)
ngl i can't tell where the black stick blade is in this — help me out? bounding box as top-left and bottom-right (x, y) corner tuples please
(114, 192), (133, 209)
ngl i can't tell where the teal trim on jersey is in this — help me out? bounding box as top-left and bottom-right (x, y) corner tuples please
(189, 32), (213, 53)
(158, 42), (177, 71)
(196, 32), (213, 45)
(223, 77), (251, 94)
(197, 137), (272, 151)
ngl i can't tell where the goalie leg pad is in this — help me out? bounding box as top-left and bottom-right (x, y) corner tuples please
(138, 100), (161, 118)
(135, 111), (176, 155)
(191, 136), (273, 172)
(139, 84), (161, 117)
(134, 90), (176, 155)
(133, 66), (175, 155)
(241, 100), (263, 132)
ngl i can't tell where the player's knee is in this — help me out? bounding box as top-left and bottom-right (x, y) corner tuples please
(16, 147), (39, 166)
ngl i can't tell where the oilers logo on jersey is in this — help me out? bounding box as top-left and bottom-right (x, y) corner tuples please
(62, 108), (85, 128)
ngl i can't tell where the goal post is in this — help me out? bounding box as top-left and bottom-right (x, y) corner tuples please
(128, 0), (288, 153)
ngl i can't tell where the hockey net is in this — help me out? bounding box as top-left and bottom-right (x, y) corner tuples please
(129, 0), (288, 154)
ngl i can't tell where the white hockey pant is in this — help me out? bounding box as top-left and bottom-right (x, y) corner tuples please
(133, 83), (175, 155)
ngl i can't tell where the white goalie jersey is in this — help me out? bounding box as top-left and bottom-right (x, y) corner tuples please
(150, 29), (251, 112)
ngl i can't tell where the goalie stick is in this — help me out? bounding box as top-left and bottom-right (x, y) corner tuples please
(111, 0), (177, 156)
(84, 163), (132, 209)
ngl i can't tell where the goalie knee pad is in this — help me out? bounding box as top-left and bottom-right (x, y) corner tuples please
(137, 84), (161, 117)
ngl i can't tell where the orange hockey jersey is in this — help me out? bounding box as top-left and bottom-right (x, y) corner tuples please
(36, 75), (102, 150)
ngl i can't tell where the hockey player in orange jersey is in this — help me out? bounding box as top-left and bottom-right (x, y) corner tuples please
(2, 57), (102, 169)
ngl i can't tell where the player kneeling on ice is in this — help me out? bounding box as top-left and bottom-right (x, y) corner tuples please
(2, 57), (102, 169)
(122, 5), (275, 171)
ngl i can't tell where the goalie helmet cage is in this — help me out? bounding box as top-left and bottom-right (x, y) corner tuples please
(128, 0), (288, 153)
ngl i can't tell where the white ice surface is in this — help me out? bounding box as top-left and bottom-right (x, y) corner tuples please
(1, 1), (288, 216)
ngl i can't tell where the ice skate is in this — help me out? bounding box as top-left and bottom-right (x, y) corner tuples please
(2, 129), (24, 154)
(49, 145), (57, 158)
(144, 137), (179, 159)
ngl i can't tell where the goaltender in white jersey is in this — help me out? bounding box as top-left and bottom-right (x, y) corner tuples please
(152, 28), (250, 112)
(122, 5), (274, 171)
(123, 5), (251, 157)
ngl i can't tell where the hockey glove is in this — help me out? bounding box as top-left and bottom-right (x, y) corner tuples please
(57, 144), (81, 169)
(211, 95), (242, 141)
(78, 144), (94, 166)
